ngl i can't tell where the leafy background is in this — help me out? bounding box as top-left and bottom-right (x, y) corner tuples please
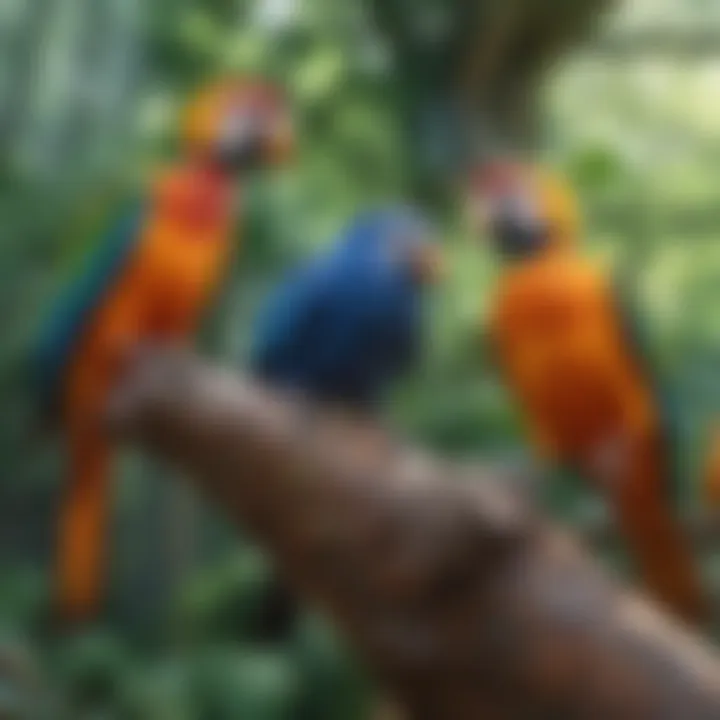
(1, 0), (720, 716)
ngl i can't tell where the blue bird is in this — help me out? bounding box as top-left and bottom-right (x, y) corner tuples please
(252, 206), (443, 411)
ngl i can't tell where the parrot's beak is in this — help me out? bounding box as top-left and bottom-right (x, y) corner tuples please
(265, 113), (295, 166)
(215, 122), (263, 173)
(410, 243), (445, 285)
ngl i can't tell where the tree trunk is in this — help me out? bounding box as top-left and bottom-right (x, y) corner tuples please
(368, 0), (617, 204)
(110, 348), (720, 719)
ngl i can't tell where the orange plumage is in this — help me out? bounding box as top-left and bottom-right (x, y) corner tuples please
(477, 162), (707, 625)
(41, 78), (293, 622)
(56, 167), (234, 619)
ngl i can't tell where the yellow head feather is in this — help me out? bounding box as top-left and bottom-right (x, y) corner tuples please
(182, 80), (238, 156)
(181, 78), (285, 158)
(528, 167), (582, 251)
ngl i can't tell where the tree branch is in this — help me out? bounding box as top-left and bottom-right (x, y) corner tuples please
(110, 348), (720, 719)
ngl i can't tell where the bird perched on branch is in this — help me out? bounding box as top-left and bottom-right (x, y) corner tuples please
(250, 206), (443, 642)
(253, 206), (443, 410)
(34, 77), (294, 623)
(468, 160), (708, 625)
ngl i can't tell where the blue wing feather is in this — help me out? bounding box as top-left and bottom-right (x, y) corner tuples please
(34, 202), (146, 417)
(252, 262), (331, 382)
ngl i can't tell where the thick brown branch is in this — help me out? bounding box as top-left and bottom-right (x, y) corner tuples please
(110, 348), (720, 719)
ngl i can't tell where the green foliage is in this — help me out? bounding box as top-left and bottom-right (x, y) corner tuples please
(54, 631), (130, 714)
(119, 661), (196, 720)
(565, 144), (627, 193)
(0, 567), (48, 633)
(188, 649), (299, 720)
(172, 550), (274, 643)
(2, 0), (720, 715)
(292, 616), (373, 720)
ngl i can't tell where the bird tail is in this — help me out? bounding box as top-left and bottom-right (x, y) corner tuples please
(701, 423), (720, 507)
(54, 438), (112, 624)
(612, 436), (708, 626)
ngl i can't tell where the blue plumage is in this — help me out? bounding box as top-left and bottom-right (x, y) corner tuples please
(252, 207), (434, 409)
(34, 203), (145, 418)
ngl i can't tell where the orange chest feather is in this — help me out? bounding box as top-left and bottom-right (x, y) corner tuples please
(66, 169), (238, 411)
(128, 169), (236, 317)
(491, 258), (655, 449)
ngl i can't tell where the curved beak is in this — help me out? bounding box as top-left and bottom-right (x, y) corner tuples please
(265, 113), (295, 165)
(409, 242), (445, 285)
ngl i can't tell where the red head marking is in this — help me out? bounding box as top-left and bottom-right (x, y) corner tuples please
(471, 161), (527, 200)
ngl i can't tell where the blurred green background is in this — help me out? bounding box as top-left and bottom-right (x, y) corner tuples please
(1, 0), (720, 716)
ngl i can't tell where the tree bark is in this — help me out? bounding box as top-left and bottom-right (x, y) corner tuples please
(368, 0), (617, 204)
(110, 348), (720, 720)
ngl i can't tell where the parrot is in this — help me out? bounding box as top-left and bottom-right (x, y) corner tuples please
(468, 159), (708, 625)
(248, 206), (443, 643)
(253, 206), (443, 410)
(34, 77), (294, 623)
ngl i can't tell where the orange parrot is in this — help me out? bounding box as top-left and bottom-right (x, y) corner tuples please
(34, 78), (294, 623)
(468, 160), (708, 625)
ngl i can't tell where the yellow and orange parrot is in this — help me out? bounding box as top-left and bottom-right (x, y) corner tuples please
(469, 160), (708, 625)
(34, 78), (294, 622)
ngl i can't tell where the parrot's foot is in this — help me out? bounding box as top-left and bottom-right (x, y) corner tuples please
(106, 344), (198, 435)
